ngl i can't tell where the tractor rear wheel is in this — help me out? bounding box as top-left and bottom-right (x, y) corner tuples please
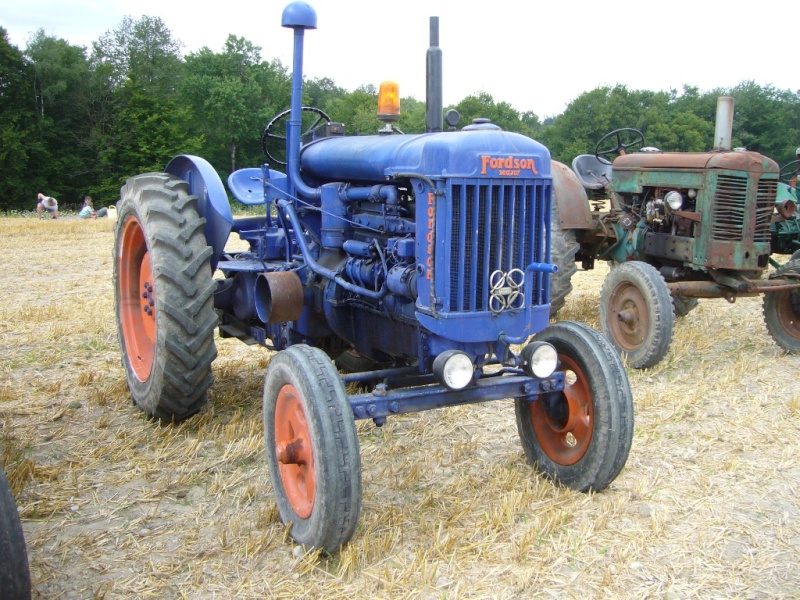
(515, 321), (634, 492)
(763, 258), (800, 353)
(548, 201), (579, 318)
(114, 173), (218, 420)
(0, 465), (30, 600)
(263, 344), (361, 552)
(599, 261), (674, 369)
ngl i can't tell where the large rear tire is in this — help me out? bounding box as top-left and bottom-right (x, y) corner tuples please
(263, 345), (361, 552)
(548, 201), (579, 318)
(763, 258), (800, 352)
(0, 466), (31, 600)
(599, 261), (674, 369)
(114, 173), (218, 420)
(515, 321), (634, 492)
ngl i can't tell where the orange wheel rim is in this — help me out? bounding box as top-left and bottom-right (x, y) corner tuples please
(608, 282), (648, 352)
(275, 384), (315, 518)
(531, 354), (593, 465)
(119, 216), (156, 381)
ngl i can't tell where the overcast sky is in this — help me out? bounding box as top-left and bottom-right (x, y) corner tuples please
(2, 0), (797, 118)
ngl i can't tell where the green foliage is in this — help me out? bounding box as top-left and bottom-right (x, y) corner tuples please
(23, 31), (94, 206)
(91, 15), (184, 99)
(182, 36), (290, 175)
(0, 28), (33, 212)
(452, 92), (540, 137)
(728, 81), (800, 164)
(2, 17), (798, 212)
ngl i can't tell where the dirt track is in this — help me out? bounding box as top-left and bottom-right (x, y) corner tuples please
(1, 217), (799, 599)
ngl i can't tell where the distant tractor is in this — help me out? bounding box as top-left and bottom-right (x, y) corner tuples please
(549, 97), (800, 368)
(112, 3), (634, 551)
(769, 148), (800, 262)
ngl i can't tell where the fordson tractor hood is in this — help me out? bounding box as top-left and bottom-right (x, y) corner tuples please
(299, 128), (551, 184)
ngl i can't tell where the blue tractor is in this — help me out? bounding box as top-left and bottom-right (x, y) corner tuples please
(113, 2), (634, 551)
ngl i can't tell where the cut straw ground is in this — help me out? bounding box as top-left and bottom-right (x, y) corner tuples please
(0, 217), (799, 599)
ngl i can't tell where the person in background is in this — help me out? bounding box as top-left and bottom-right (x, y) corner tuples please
(79, 196), (108, 219)
(36, 193), (59, 219)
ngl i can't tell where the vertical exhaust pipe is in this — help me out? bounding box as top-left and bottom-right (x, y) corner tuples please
(425, 16), (443, 133)
(713, 96), (734, 151)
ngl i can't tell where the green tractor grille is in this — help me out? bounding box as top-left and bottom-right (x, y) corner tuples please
(711, 175), (776, 243)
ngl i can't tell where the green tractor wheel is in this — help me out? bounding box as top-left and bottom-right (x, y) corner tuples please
(599, 261), (675, 369)
(763, 258), (800, 353)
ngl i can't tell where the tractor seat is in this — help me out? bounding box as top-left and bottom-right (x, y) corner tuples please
(227, 167), (287, 205)
(571, 154), (613, 191)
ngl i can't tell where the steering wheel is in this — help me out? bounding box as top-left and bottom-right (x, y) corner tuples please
(595, 128), (645, 165)
(779, 159), (800, 185)
(261, 106), (332, 166)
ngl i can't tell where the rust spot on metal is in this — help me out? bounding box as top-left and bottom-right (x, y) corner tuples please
(255, 271), (304, 323)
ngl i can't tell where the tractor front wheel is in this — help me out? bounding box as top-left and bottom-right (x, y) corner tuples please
(263, 345), (361, 552)
(763, 258), (800, 352)
(113, 173), (218, 420)
(600, 261), (674, 369)
(515, 321), (634, 492)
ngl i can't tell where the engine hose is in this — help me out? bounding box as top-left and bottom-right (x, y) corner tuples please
(277, 199), (388, 300)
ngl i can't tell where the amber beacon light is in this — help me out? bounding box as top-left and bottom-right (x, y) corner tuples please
(377, 81), (401, 130)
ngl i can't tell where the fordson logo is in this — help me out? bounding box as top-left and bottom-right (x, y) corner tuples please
(480, 155), (539, 177)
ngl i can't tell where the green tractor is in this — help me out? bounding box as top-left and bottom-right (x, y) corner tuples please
(769, 149), (800, 263)
(550, 97), (800, 368)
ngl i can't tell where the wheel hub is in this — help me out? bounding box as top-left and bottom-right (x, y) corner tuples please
(274, 384), (315, 519)
(531, 355), (593, 465)
(609, 284), (648, 351)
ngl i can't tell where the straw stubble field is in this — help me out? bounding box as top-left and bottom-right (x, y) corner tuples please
(1, 216), (799, 599)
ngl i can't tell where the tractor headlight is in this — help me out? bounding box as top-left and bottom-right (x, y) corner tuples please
(520, 342), (559, 379)
(433, 351), (474, 390)
(665, 190), (683, 210)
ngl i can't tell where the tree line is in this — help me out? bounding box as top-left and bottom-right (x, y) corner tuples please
(2, 17), (799, 212)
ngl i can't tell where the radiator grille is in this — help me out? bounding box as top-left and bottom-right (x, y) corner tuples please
(711, 175), (777, 243)
(711, 175), (748, 241)
(755, 178), (777, 243)
(447, 179), (548, 312)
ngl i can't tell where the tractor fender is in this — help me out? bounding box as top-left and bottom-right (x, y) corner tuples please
(551, 160), (593, 230)
(165, 155), (233, 271)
